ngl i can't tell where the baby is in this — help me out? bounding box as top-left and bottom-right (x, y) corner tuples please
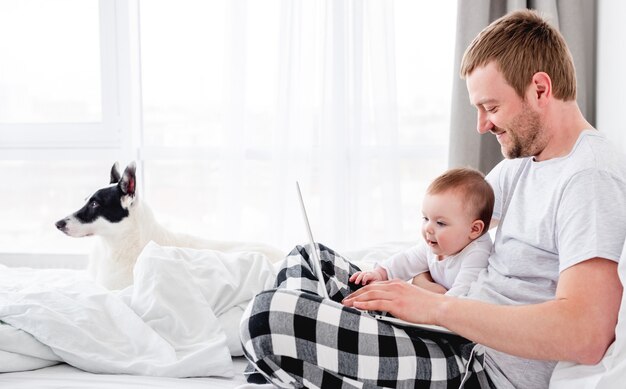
(350, 167), (494, 297)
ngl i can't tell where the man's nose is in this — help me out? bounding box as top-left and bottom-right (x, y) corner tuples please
(477, 111), (494, 134)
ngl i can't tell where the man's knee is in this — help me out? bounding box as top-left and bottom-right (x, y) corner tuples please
(287, 244), (307, 257)
(240, 289), (303, 358)
(240, 290), (275, 346)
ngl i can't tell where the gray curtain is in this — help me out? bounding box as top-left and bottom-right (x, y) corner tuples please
(448, 0), (596, 174)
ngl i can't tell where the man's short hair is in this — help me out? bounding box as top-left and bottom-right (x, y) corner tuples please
(427, 167), (495, 232)
(460, 9), (576, 101)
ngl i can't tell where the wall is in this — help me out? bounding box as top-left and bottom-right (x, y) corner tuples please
(597, 0), (626, 149)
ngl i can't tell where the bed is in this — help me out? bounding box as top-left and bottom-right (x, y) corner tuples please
(0, 241), (400, 389)
(0, 358), (250, 389)
(1, 240), (626, 389)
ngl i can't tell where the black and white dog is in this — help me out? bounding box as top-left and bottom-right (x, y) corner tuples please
(56, 162), (285, 290)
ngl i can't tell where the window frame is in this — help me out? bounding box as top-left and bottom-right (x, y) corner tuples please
(0, 0), (138, 162)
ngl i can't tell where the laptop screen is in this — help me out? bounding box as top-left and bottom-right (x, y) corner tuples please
(296, 182), (329, 299)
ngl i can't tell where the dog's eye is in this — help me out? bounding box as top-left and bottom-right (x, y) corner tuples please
(89, 200), (99, 208)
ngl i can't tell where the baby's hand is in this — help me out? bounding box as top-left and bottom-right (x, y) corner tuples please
(349, 268), (387, 285)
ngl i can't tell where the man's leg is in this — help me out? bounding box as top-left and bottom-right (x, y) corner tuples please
(274, 243), (362, 300)
(241, 288), (488, 388)
(240, 244), (491, 388)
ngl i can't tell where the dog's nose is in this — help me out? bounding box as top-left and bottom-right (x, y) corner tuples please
(55, 219), (67, 230)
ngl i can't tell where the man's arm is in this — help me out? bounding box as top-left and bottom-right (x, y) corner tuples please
(438, 258), (621, 364)
(343, 257), (621, 364)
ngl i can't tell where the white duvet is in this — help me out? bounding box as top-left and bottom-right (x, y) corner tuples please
(0, 241), (277, 377)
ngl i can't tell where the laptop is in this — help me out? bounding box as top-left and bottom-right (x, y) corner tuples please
(296, 181), (330, 299)
(296, 182), (457, 336)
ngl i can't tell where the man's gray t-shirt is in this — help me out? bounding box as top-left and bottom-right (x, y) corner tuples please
(465, 130), (626, 388)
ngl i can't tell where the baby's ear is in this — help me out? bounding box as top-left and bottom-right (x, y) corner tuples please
(470, 220), (485, 239)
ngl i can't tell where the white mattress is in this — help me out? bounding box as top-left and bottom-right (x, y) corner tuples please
(0, 357), (249, 389)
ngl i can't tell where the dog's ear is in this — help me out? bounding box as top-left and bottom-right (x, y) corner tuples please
(110, 162), (121, 184)
(119, 162), (137, 197)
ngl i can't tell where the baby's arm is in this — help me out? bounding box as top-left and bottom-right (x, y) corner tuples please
(411, 272), (448, 294)
(349, 267), (388, 285)
(353, 243), (429, 286)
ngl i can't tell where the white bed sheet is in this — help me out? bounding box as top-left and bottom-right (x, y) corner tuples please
(0, 357), (249, 389)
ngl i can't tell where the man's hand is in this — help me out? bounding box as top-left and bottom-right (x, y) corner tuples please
(342, 280), (445, 325)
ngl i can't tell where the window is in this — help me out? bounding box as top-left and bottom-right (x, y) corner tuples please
(0, 0), (457, 259)
(0, 0), (127, 153)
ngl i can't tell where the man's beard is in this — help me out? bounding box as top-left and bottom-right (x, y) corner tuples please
(495, 103), (544, 159)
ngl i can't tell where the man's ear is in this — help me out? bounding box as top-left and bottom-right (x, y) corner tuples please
(110, 162), (121, 184)
(531, 71), (552, 107)
(119, 162), (137, 197)
(469, 220), (485, 240)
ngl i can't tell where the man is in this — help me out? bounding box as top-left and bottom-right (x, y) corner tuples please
(241, 9), (626, 388)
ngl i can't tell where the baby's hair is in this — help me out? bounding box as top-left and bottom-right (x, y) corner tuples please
(427, 167), (495, 233)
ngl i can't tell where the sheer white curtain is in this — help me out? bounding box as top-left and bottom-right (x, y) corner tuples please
(268, 1), (401, 249)
(0, 0), (454, 258)
(141, 0), (454, 253)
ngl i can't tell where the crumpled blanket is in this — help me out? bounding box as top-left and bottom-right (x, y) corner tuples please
(0, 241), (277, 377)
